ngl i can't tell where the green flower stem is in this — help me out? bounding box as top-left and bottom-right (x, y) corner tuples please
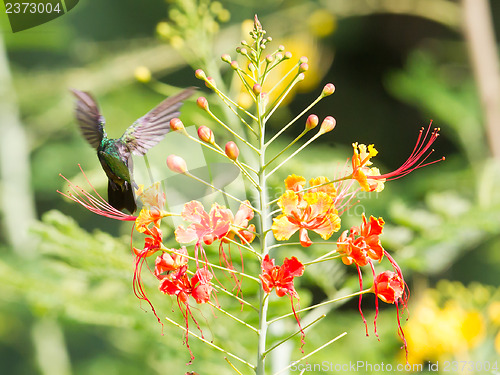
(235, 68), (257, 94)
(211, 283), (258, 312)
(164, 315), (255, 370)
(256, 80), (272, 375)
(264, 73), (303, 123)
(266, 131), (323, 178)
(265, 94), (324, 147)
(263, 314), (326, 357)
(208, 301), (259, 333)
(306, 249), (340, 264)
(184, 132), (258, 174)
(263, 129), (309, 170)
(142, 154), (155, 185)
(220, 236), (260, 259)
(204, 106), (260, 154)
(183, 171), (258, 212)
(265, 61), (300, 97)
(210, 141), (260, 188)
(267, 289), (370, 325)
(225, 357), (244, 375)
(272, 332), (348, 375)
(212, 87), (258, 122)
(302, 254), (342, 266)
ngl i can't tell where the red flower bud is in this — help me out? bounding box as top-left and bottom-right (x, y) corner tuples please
(196, 96), (209, 110)
(195, 69), (206, 80)
(253, 84), (262, 95)
(205, 76), (216, 89)
(221, 54), (231, 63)
(197, 126), (214, 144)
(166, 154), (187, 174)
(322, 83), (335, 97)
(225, 141), (239, 160)
(230, 61), (239, 70)
(305, 114), (319, 131)
(169, 118), (184, 132)
(299, 63), (309, 73)
(319, 116), (336, 134)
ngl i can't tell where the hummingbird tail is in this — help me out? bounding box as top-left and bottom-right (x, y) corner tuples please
(108, 180), (137, 214)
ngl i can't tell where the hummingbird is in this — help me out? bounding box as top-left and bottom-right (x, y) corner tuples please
(72, 87), (195, 214)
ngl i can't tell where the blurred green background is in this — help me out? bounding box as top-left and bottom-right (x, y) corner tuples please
(1, 0), (500, 374)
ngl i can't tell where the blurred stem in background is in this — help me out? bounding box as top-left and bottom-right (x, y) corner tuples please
(0, 30), (36, 252)
(462, 0), (500, 160)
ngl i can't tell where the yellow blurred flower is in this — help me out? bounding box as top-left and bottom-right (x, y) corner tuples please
(308, 10), (337, 38)
(405, 292), (487, 364)
(495, 331), (500, 355)
(488, 301), (500, 326)
(134, 66), (151, 83)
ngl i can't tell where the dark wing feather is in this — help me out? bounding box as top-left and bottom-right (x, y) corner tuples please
(71, 89), (106, 149)
(120, 87), (196, 156)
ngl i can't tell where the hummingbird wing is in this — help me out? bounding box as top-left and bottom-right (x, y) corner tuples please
(71, 89), (107, 149)
(120, 87), (196, 156)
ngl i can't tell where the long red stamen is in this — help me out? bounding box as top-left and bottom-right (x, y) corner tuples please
(58, 165), (136, 221)
(372, 122), (444, 181)
(356, 265), (369, 336)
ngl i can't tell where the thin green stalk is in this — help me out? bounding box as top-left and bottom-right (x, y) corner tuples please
(264, 73), (303, 123)
(265, 61), (300, 97)
(302, 254), (342, 266)
(211, 283), (258, 312)
(225, 357), (244, 375)
(266, 131), (323, 178)
(204, 106), (261, 154)
(164, 316), (255, 370)
(263, 129), (308, 169)
(267, 242), (339, 250)
(208, 301), (259, 333)
(267, 289), (370, 325)
(263, 314), (326, 357)
(265, 94), (323, 147)
(184, 171), (258, 212)
(272, 332), (347, 375)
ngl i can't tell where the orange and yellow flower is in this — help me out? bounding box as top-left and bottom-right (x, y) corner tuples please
(272, 175), (340, 247)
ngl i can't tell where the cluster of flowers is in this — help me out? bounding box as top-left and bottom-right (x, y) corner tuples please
(60, 15), (444, 368)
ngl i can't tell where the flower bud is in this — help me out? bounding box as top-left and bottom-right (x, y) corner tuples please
(225, 141), (239, 160)
(134, 66), (151, 83)
(275, 52), (283, 61)
(196, 96), (209, 110)
(169, 118), (184, 132)
(299, 56), (308, 64)
(221, 54), (231, 63)
(230, 61), (239, 70)
(252, 84), (262, 95)
(166, 154), (187, 174)
(319, 116), (336, 134)
(197, 126), (214, 144)
(156, 22), (170, 38)
(248, 63), (255, 72)
(266, 54), (273, 63)
(297, 73), (305, 81)
(299, 63), (309, 73)
(278, 45), (285, 52)
(284, 51), (292, 60)
(239, 48), (248, 56)
(305, 114), (319, 131)
(195, 69), (207, 80)
(322, 83), (335, 97)
(206, 76), (216, 89)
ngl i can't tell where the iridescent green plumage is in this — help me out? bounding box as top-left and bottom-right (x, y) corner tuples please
(72, 87), (195, 213)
